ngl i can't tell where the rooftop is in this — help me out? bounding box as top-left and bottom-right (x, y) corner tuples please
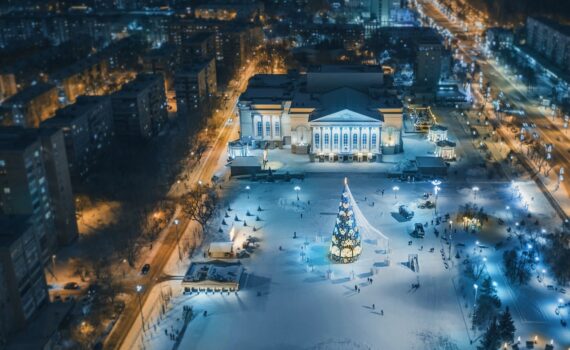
(436, 140), (456, 147)
(7, 302), (74, 350)
(530, 17), (570, 37)
(49, 96), (108, 121)
(0, 127), (41, 151)
(2, 83), (56, 105)
(308, 65), (382, 74)
(0, 215), (32, 248)
(309, 87), (385, 121)
(415, 156), (447, 168)
(113, 74), (162, 97)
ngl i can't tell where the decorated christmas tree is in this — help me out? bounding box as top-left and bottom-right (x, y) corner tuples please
(329, 179), (362, 263)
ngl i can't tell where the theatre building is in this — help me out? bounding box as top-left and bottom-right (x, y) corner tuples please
(237, 66), (404, 162)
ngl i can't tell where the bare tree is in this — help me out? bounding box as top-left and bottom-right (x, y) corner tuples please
(181, 184), (218, 234)
(465, 255), (486, 282)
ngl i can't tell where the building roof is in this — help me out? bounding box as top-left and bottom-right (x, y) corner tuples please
(430, 124), (448, 132)
(7, 302), (74, 350)
(415, 156), (446, 168)
(0, 215), (32, 248)
(230, 156), (261, 167)
(0, 127), (40, 151)
(530, 17), (570, 37)
(240, 70), (402, 112)
(208, 242), (234, 254)
(436, 140), (456, 147)
(309, 87), (383, 121)
(48, 95), (107, 122)
(2, 83), (56, 106)
(308, 64), (382, 74)
(113, 74), (162, 98)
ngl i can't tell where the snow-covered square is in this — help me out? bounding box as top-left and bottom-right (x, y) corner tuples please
(128, 168), (569, 350)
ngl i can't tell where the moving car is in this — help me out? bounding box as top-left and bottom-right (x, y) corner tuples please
(64, 282), (80, 290)
(141, 264), (151, 275)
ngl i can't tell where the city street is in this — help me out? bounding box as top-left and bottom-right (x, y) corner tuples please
(105, 58), (259, 350)
(416, 0), (570, 219)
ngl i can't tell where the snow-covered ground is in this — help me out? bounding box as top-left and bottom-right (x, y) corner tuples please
(131, 171), (569, 350)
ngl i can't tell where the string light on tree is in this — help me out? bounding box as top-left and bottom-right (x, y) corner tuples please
(329, 178), (362, 264)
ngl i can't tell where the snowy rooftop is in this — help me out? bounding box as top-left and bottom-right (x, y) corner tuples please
(183, 261), (243, 288)
(208, 242), (234, 254)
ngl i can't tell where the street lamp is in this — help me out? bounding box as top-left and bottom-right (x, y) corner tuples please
(245, 185), (251, 199)
(174, 219), (181, 260)
(136, 285), (146, 333)
(393, 186), (399, 199)
(432, 180), (442, 215)
(294, 186), (301, 201)
(51, 254), (57, 279)
(472, 186), (480, 202)
(473, 284), (479, 307)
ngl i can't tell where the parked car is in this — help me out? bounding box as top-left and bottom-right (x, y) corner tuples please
(141, 264), (151, 275)
(399, 205), (414, 220)
(64, 282), (80, 290)
(411, 223), (425, 238)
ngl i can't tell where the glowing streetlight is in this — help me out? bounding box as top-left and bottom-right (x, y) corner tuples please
(136, 285), (146, 332)
(473, 284), (479, 307)
(294, 186), (301, 200)
(174, 219), (181, 260)
(432, 180), (442, 214)
(245, 185), (251, 199)
(51, 254), (57, 279)
(393, 186), (400, 199)
(472, 186), (480, 201)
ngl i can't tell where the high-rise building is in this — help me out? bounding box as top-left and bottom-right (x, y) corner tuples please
(526, 17), (570, 73)
(41, 96), (114, 178)
(142, 44), (177, 92)
(111, 74), (167, 139)
(36, 128), (78, 246)
(0, 129), (55, 261)
(0, 83), (59, 127)
(179, 32), (216, 66)
(0, 216), (49, 337)
(415, 36), (443, 89)
(0, 127), (78, 248)
(369, 0), (391, 25)
(175, 58), (217, 125)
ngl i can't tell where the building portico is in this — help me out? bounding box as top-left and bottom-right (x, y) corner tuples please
(237, 67), (405, 163)
(310, 109), (382, 162)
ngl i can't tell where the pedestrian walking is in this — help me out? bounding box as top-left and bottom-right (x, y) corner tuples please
(354, 285), (358, 292)
(372, 304), (375, 310)
(381, 309), (384, 316)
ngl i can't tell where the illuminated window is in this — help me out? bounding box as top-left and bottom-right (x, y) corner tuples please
(343, 134), (348, 146)
(333, 134), (339, 146)
(315, 134), (320, 147)
(265, 121), (271, 135)
(275, 122), (280, 136)
(362, 134), (367, 148)
(257, 121), (262, 136)
(371, 134), (377, 147)
(324, 134), (329, 145)
(352, 134), (358, 147)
